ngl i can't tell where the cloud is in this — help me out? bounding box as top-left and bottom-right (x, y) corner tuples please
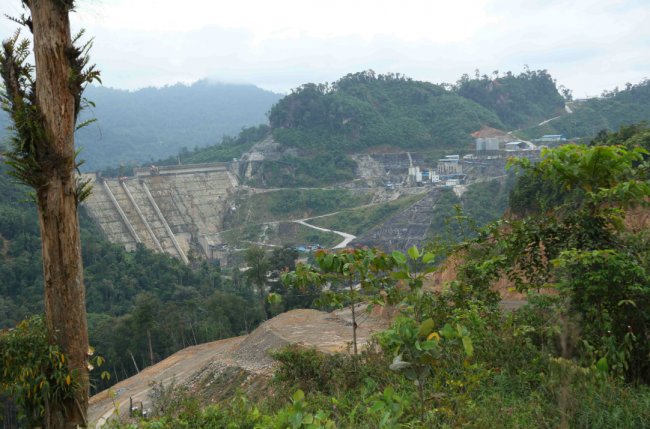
(0, 0), (647, 96)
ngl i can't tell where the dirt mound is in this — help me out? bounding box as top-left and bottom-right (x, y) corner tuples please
(89, 308), (388, 426)
(471, 125), (508, 138)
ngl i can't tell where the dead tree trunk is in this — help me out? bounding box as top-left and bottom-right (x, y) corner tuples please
(259, 285), (268, 321)
(129, 350), (140, 374)
(146, 328), (155, 367)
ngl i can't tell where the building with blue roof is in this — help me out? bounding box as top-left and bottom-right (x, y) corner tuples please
(540, 135), (567, 141)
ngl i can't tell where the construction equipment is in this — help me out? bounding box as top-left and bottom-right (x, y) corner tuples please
(116, 159), (139, 177)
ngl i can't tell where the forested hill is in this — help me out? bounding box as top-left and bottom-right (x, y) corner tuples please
(268, 71), (506, 153)
(514, 79), (650, 141)
(1, 80), (282, 171)
(452, 68), (567, 130)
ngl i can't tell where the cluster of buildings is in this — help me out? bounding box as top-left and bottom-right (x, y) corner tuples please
(404, 158), (464, 188)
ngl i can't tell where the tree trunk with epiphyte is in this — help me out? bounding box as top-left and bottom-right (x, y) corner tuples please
(0, 1), (101, 427)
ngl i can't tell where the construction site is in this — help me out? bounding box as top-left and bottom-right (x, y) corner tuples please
(80, 140), (541, 264)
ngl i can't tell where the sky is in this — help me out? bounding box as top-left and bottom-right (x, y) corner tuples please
(0, 0), (648, 96)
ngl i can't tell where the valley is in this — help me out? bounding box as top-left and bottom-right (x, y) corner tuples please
(3, 58), (650, 428)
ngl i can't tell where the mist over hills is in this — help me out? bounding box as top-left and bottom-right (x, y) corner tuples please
(0, 80), (283, 171)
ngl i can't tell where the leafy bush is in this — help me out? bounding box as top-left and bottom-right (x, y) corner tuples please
(0, 316), (106, 427)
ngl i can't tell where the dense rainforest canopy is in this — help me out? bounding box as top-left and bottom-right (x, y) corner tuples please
(452, 67), (566, 130)
(267, 70), (506, 153)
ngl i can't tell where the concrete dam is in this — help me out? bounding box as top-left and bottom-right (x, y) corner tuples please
(80, 163), (238, 263)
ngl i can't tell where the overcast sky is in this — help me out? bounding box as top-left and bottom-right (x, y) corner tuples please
(0, 0), (647, 96)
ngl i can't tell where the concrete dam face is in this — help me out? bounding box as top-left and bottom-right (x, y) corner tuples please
(80, 163), (238, 263)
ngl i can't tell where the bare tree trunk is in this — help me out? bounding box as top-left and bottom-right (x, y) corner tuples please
(190, 322), (198, 346)
(129, 350), (140, 374)
(180, 322), (187, 348)
(350, 282), (358, 357)
(146, 328), (155, 367)
(259, 285), (268, 321)
(23, 1), (89, 427)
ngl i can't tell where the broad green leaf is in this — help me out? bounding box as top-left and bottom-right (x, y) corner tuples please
(391, 270), (410, 280)
(370, 401), (386, 412)
(421, 341), (437, 351)
(402, 367), (417, 381)
(293, 389), (305, 403)
(408, 246), (420, 260)
(462, 337), (474, 356)
(384, 386), (394, 400)
(289, 412), (303, 429)
(418, 318), (434, 336)
(422, 266), (438, 275)
(419, 354), (435, 364)
(597, 357), (609, 373)
(442, 324), (454, 339)
(392, 251), (406, 264)
(422, 253), (435, 263)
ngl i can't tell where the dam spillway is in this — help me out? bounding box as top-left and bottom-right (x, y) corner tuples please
(80, 163), (237, 262)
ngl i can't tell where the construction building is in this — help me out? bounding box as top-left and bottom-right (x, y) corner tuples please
(437, 155), (462, 175)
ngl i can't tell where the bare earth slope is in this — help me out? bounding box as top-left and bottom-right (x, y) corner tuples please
(89, 308), (388, 426)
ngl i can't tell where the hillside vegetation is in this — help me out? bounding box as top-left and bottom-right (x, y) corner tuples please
(452, 68), (566, 130)
(223, 189), (374, 231)
(307, 193), (427, 235)
(268, 70), (505, 153)
(426, 175), (516, 243)
(514, 78), (650, 140)
(46, 81), (281, 171)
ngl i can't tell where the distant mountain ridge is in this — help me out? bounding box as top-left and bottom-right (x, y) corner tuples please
(0, 80), (283, 171)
